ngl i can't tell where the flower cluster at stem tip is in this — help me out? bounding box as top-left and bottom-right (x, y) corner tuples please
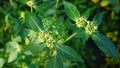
(75, 17), (98, 35)
(85, 21), (97, 35)
(75, 17), (87, 28)
(38, 32), (55, 48)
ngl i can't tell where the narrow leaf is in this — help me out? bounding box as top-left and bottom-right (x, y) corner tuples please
(56, 45), (84, 62)
(0, 58), (6, 68)
(63, 1), (80, 21)
(91, 33), (118, 57)
(93, 12), (104, 26)
(25, 12), (44, 32)
(46, 55), (63, 68)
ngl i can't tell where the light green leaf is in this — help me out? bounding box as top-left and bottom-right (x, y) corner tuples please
(8, 51), (18, 63)
(25, 12), (44, 32)
(0, 58), (6, 68)
(93, 12), (104, 26)
(91, 33), (118, 57)
(63, 1), (80, 21)
(12, 36), (21, 42)
(46, 8), (57, 15)
(6, 41), (19, 53)
(56, 45), (84, 62)
(46, 55), (63, 68)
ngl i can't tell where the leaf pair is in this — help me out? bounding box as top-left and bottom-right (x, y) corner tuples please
(63, 1), (118, 58)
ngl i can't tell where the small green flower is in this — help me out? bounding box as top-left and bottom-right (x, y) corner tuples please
(75, 17), (87, 28)
(85, 21), (97, 35)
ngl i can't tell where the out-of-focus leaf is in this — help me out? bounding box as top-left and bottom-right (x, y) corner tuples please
(113, 5), (120, 13)
(12, 36), (21, 42)
(6, 41), (19, 53)
(22, 42), (46, 54)
(63, 1), (80, 21)
(19, 0), (27, 4)
(56, 45), (84, 62)
(25, 12), (44, 32)
(34, 1), (56, 16)
(46, 8), (57, 15)
(91, 33), (118, 57)
(46, 55), (63, 68)
(28, 64), (39, 68)
(93, 12), (104, 26)
(8, 51), (18, 63)
(0, 58), (6, 68)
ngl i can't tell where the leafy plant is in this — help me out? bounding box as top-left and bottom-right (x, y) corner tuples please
(0, 0), (119, 68)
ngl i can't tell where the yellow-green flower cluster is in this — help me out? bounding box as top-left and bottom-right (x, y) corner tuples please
(26, 0), (34, 7)
(75, 17), (97, 35)
(38, 32), (55, 48)
(85, 21), (97, 35)
(75, 17), (87, 28)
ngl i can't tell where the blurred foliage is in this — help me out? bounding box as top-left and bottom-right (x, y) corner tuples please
(0, 0), (120, 68)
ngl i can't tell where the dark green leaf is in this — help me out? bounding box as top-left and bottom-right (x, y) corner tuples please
(28, 64), (39, 68)
(91, 33), (118, 57)
(22, 43), (46, 54)
(46, 55), (63, 68)
(93, 12), (104, 26)
(113, 5), (120, 13)
(82, 8), (93, 19)
(25, 12), (44, 32)
(56, 45), (84, 62)
(63, 1), (80, 21)
(0, 58), (6, 68)
(77, 30), (89, 44)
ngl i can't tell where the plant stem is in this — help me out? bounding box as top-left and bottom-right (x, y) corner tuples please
(63, 32), (78, 44)
(62, 28), (84, 44)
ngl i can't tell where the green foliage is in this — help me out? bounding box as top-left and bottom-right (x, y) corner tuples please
(46, 55), (63, 68)
(0, 58), (6, 68)
(63, 1), (80, 21)
(56, 45), (84, 62)
(0, 0), (119, 68)
(91, 33), (118, 57)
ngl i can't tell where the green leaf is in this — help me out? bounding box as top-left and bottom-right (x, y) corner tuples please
(6, 41), (19, 53)
(8, 51), (18, 63)
(22, 42), (46, 54)
(56, 45), (84, 62)
(93, 12), (104, 26)
(0, 58), (6, 68)
(46, 55), (63, 68)
(28, 64), (39, 68)
(91, 33), (118, 57)
(82, 8), (93, 19)
(63, 1), (80, 21)
(25, 12), (44, 32)
(77, 30), (89, 44)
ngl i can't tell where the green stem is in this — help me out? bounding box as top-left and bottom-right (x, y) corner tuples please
(62, 28), (84, 44)
(63, 32), (78, 44)
(55, 0), (59, 8)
